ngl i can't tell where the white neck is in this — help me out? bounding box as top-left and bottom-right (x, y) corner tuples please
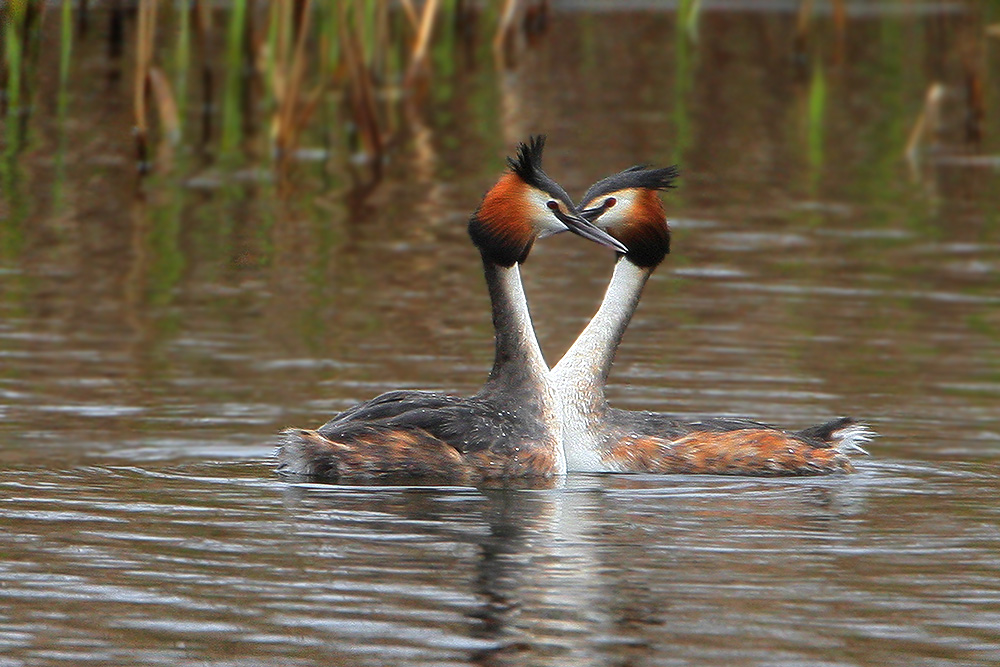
(480, 261), (550, 390)
(551, 258), (651, 471)
(478, 260), (565, 474)
(552, 258), (650, 391)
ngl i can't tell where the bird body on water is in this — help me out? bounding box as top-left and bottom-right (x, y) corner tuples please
(275, 137), (627, 481)
(552, 165), (874, 476)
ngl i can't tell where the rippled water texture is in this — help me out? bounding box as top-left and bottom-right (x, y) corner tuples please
(2, 2), (1000, 666)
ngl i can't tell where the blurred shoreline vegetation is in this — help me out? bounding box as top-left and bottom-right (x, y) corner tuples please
(2, 2), (998, 177)
(0, 0), (555, 187)
(0, 1), (997, 366)
(0, 0), (562, 322)
(0, 0), (997, 230)
(1, 3), (995, 173)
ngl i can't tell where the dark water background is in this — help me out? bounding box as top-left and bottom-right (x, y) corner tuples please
(2, 2), (1000, 665)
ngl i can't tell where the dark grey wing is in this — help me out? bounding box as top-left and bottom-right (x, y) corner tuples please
(608, 409), (786, 440)
(320, 390), (463, 431)
(320, 391), (539, 460)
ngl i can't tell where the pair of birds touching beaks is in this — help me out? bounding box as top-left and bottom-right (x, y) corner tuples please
(276, 136), (875, 482)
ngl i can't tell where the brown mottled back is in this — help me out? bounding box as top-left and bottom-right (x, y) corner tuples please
(602, 429), (854, 476)
(277, 427), (476, 482)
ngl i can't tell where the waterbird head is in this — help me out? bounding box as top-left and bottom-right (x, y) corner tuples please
(579, 165), (679, 269)
(469, 136), (629, 267)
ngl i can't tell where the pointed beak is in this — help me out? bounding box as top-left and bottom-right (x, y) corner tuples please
(581, 199), (615, 223)
(553, 209), (628, 253)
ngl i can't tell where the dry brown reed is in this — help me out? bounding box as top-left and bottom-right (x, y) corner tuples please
(905, 82), (945, 167)
(135, 0), (183, 173)
(404, 0), (439, 88)
(269, 0), (320, 164)
(340, 1), (386, 167)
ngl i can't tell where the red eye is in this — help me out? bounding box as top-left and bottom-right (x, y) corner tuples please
(605, 197), (617, 209)
(547, 201), (560, 211)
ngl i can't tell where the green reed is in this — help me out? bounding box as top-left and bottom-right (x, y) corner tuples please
(807, 62), (826, 181)
(2, 0), (32, 219)
(678, 0), (701, 43)
(54, 0), (73, 207)
(672, 5), (695, 172)
(220, 0), (249, 157)
(173, 0), (192, 134)
(3, 1), (25, 131)
(58, 0), (72, 105)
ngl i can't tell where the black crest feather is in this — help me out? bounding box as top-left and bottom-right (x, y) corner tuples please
(506, 135), (548, 191)
(581, 165), (679, 208)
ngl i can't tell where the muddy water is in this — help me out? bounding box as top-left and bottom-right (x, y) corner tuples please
(2, 3), (1000, 666)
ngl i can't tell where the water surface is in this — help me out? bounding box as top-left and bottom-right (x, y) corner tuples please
(2, 3), (999, 665)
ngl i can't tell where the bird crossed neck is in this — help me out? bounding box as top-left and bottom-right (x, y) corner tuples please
(478, 259), (550, 397)
(552, 257), (652, 406)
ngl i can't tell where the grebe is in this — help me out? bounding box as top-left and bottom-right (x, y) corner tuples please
(275, 136), (627, 481)
(551, 165), (874, 475)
